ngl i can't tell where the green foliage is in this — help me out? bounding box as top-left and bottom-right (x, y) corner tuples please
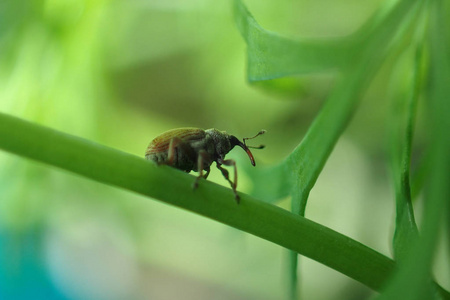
(234, 0), (449, 299)
(377, 2), (450, 299)
(0, 0), (449, 299)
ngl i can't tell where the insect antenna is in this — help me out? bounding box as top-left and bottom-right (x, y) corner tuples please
(231, 130), (265, 166)
(243, 130), (266, 149)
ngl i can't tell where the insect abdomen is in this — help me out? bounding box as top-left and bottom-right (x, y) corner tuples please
(146, 148), (196, 172)
(145, 151), (167, 164)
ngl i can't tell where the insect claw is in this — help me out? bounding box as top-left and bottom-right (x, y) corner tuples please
(235, 194), (240, 204)
(192, 178), (200, 190)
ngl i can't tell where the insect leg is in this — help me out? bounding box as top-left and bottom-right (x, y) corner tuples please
(216, 162), (233, 187)
(193, 150), (210, 189)
(203, 166), (211, 179)
(217, 159), (239, 203)
(167, 137), (183, 165)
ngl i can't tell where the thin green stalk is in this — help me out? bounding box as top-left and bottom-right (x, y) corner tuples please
(0, 112), (395, 291)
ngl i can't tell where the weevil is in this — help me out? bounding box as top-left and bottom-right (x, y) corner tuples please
(145, 128), (265, 203)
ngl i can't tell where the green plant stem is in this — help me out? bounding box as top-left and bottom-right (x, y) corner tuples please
(0, 112), (395, 291)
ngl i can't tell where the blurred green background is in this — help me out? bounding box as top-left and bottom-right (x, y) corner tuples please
(0, 1), (448, 299)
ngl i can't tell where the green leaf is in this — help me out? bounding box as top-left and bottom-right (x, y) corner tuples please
(233, 0), (352, 81)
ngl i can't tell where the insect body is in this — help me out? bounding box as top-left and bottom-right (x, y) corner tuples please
(145, 128), (265, 203)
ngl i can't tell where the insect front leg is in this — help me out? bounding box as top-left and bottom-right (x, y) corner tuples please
(217, 158), (239, 203)
(216, 163), (233, 188)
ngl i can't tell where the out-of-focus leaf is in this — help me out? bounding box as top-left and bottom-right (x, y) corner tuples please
(376, 1), (450, 300)
(235, 0), (426, 298)
(236, 0), (422, 206)
(233, 0), (352, 81)
(388, 43), (423, 260)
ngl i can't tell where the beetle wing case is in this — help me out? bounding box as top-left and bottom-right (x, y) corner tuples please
(146, 128), (205, 155)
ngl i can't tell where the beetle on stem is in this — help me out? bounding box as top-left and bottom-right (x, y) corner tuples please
(145, 128), (265, 203)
